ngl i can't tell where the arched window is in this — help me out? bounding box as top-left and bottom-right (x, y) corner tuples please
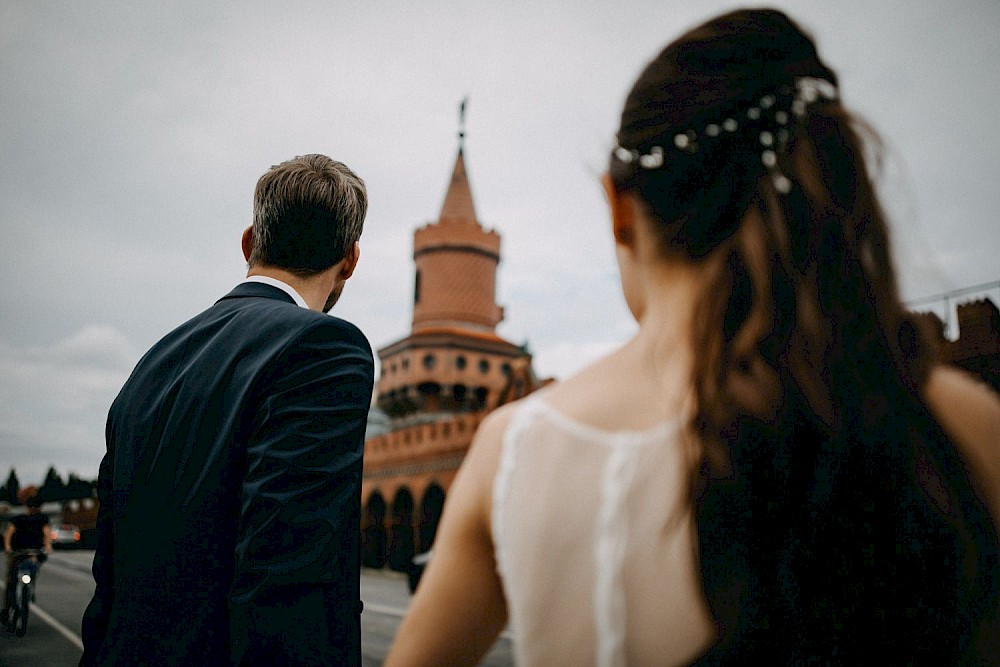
(418, 485), (446, 552)
(362, 493), (387, 568)
(474, 386), (489, 409)
(389, 489), (416, 571)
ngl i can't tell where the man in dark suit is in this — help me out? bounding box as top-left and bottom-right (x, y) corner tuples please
(80, 154), (374, 666)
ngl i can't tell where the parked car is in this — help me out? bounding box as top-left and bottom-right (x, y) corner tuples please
(50, 524), (81, 549)
(407, 550), (432, 593)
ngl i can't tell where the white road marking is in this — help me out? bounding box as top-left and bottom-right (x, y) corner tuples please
(0, 580), (85, 650)
(363, 601), (406, 618)
(26, 601), (85, 650)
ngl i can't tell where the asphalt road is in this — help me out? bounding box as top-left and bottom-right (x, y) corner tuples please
(0, 549), (92, 666)
(0, 551), (512, 666)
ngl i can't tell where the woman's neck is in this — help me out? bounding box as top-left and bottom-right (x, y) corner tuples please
(619, 260), (710, 416)
(635, 260), (704, 350)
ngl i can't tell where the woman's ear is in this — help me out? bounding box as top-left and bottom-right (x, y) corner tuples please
(602, 173), (636, 247)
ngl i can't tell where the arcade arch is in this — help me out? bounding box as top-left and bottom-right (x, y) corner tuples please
(388, 488), (415, 571)
(362, 492), (387, 568)
(418, 484), (446, 553)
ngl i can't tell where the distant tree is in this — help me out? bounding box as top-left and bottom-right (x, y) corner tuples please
(38, 466), (68, 502)
(65, 473), (95, 500)
(3, 469), (19, 505)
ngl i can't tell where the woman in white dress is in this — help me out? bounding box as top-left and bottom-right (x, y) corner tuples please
(386, 8), (1000, 665)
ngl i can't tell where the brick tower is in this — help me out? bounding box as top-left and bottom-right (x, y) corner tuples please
(362, 116), (543, 571)
(411, 148), (503, 333)
(374, 128), (531, 422)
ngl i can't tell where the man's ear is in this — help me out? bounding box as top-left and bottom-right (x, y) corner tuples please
(601, 173), (636, 247)
(339, 242), (360, 281)
(241, 226), (254, 263)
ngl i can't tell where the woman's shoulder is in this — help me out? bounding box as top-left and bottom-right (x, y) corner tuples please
(923, 365), (1000, 519)
(459, 400), (529, 491)
(540, 344), (691, 433)
(464, 342), (691, 485)
(924, 365), (1000, 444)
(472, 400), (522, 452)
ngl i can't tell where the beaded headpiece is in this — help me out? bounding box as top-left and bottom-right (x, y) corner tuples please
(613, 77), (838, 194)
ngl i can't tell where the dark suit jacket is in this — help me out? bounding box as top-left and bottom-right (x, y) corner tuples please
(80, 282), (374, 666)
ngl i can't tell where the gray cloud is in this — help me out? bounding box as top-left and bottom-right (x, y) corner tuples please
(2, 0), (998, 484)
(0, 325), (136, 484)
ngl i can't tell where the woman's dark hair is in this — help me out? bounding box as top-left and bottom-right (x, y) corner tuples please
(610, 8), (999, 663)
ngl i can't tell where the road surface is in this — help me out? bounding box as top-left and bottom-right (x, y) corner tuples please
(0, 550), (512, 666)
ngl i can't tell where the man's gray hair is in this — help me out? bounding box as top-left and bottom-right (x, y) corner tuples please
(251, 154), (367, 275)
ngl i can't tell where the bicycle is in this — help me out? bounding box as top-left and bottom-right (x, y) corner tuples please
(3, 548), (46, 637)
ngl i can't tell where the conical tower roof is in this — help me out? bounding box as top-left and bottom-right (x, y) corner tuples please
(437, 148), (478, 224)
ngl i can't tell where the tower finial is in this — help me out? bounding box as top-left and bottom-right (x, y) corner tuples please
(458, 96), (468, 151)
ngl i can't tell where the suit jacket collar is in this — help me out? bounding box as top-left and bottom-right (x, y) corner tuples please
(217, 281), (297, 306)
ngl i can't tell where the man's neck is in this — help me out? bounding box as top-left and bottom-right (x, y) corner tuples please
(246, 266), (334, 312)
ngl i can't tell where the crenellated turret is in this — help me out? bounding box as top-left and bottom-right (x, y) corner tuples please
(411, 149), (504, 333)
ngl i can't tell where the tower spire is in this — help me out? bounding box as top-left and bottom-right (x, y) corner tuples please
(458, 96), (467, 152)
(412, 106), (502, 333)
(438, 97), (477, 224)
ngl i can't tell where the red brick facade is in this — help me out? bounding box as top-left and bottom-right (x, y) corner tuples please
(361, 146), (542, 570)
(412, 151), (503, 333)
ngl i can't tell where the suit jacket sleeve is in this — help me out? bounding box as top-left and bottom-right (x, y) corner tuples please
(229, 318), (374, 664)
(79, 418), (117, 666)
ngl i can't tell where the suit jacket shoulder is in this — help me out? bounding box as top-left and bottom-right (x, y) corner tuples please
(84, 282), (373, 666)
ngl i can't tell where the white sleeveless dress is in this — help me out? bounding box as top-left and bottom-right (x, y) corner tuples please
(491, 396), (715, 666)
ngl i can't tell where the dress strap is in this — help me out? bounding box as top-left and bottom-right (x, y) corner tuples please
(491, 398), (545, 585)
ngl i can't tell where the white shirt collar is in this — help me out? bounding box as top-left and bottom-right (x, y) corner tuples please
(243, 276), (309, 309)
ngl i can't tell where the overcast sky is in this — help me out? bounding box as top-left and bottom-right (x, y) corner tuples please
(2, 0), (998, 485)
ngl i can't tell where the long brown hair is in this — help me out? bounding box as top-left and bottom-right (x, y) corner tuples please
(610, 9), (998, 663)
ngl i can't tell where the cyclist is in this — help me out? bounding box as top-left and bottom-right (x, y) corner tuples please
(3, 489), (51, 620)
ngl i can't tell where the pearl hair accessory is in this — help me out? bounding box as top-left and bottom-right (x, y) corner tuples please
(613, 77), (838, 195)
